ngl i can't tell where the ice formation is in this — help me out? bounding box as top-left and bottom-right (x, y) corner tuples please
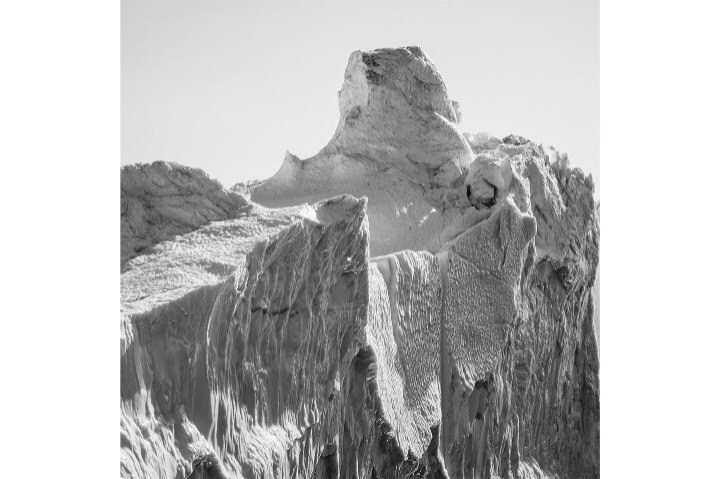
(121, 47), (599, 479)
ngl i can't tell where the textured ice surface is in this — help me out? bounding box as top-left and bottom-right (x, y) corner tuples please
(369, 251), (442, 456)
(121, 161), (249, 269)
(121, 46), (599, 479)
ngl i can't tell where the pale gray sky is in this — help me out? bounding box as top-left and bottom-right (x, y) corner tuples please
(122, 0), (599, 196)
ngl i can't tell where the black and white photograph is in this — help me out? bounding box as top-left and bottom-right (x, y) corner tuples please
(3, 1), (719, 478)
(120, 2), (598, 478)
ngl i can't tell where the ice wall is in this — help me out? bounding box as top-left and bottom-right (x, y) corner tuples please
(121, 46), (599, 479)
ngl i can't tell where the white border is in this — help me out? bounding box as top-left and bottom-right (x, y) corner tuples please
(2, 0), (719, 476)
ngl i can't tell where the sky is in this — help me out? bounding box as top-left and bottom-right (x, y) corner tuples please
(122, 0), (599, 196)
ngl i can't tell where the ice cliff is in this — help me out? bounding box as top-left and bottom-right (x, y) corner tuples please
(120, 47), (599, 479)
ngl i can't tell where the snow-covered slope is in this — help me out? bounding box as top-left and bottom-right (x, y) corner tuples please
(121, 46), (599, 479)
(121, 161), (250, 269)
